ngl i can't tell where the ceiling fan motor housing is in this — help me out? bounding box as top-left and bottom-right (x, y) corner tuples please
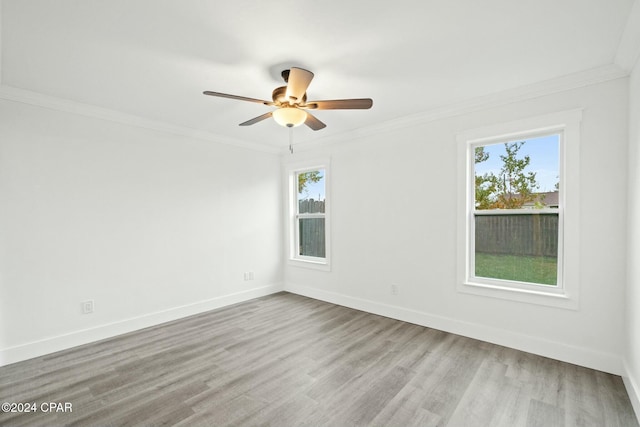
(272, 85), (306, 105)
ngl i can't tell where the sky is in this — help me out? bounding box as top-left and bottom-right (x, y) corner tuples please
(298, 169), (326, 201)
(474, 134), (560, 192)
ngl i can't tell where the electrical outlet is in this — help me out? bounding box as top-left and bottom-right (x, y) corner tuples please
(244, 272), (255, 281)
(391, 284), (399, 295)
(82, 300), (94, 314)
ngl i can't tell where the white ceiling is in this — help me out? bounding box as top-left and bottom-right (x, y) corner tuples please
(0, 0), (636, 151)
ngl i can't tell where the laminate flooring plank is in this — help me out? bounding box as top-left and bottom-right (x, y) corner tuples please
(526, 398), (565, 427)
(300, 311), (376, 364)
(193, 325), (321, 403)
(2, 408), (59, 427)
(306, 325), (389, 376)
(411, 336), (490, 423)
(0, 292), (637, 427)
(338, 329), (436, 398)
(478, 373), (532, 427)
(305, 337), (394, 401)
(528, 355), (567, 407)
(232, 393), (320, 427)
(447, 359), (514, 427)
(244, 355), (316, 404)
(491, 344), (537, 382)
(594, 370), (640, 427)
(369, 384), (443, 427)
(324, 365), (414, 427)
(174, 393), (267, 427)
(563, 363), (606, 426)
(186, 347), (309, 411)
(67, 381), (207, 426)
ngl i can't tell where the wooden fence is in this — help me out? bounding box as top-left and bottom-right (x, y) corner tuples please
(298, 199), (325, 214)
(299, 218), (326, 257)
(298, 199), (326, 257)
(475, 212), (558, 257)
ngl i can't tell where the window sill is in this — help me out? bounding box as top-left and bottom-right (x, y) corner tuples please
(458, 280), (578, 310)
(288, 257), (331, 272)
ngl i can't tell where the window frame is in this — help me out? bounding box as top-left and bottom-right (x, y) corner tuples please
(456, 110), (581, 309)
(469, 133), (564, 293)
(286, 158), (331, 271)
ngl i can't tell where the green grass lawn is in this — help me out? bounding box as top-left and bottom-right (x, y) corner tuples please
(475, 253), (557, 285)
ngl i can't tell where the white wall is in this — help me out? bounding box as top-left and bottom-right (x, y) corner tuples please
(625, 60), (640, 415)
(286, 77), (629, 374)
(0, 99), (283, 365)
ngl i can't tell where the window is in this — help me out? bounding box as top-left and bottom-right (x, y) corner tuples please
(287, 160), (330, 269)
(472, 134), (561, 289)
(457, 110), (581, 309)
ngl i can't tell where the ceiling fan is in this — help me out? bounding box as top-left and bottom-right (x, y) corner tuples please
(203, 67), (373, 131)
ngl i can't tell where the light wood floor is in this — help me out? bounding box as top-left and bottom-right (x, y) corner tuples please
(1, 292), (637, 427)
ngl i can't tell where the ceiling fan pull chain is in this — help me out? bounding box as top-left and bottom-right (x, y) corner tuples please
(288, 124), (294, 154)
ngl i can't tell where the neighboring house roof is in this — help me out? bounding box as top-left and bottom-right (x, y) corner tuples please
(523, 191), (559, 208)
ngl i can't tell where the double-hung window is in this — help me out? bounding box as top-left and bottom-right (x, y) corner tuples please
(287, 160), (330, 269)
(472, 135), (561, 288)
(457, 110), (581, 309)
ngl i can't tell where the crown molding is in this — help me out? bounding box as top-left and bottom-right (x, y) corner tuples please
(0, 85), (282, 155)
(292, 64), (629, 153)
(615, 0), (640, 72)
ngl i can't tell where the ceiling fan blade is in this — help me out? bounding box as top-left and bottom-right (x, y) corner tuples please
(203, 91), (273, 106)
(305, 98), (373, 110)
(239, 111), (273, 126)
(304, 112), (326, 131)
(285, 67), (314, 103)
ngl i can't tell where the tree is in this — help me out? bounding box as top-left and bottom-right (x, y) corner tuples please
(474, 147), (497, 209)
(298, 171), (323, 195)
(493, 142), (539, 208)
(475, 142), (540, 209)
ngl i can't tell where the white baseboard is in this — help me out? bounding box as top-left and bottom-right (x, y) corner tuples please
(0, 283), (284, 367)
(623, 361), (640, 422)
(285, 283), (623, 375)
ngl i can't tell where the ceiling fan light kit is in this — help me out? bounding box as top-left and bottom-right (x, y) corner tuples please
(203, 67), (373, 131)
(272, 107), (307, 127)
